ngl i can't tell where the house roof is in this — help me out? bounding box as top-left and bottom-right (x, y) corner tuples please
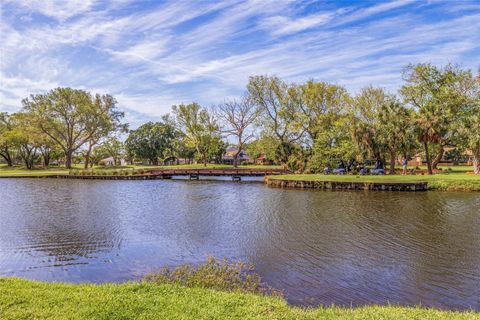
(223, 148), (250, 160)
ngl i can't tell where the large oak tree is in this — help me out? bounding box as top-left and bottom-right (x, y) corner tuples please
(22, 88), (124, 168)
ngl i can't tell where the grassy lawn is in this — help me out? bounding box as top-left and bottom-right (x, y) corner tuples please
(0, 278), (477, 320)
(269, 171), (480, 191)
(2, 164), (478, 191)
(0, 163), (283, 177)
(0, 165), (69, 177)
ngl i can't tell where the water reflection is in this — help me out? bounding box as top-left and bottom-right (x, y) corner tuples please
(0, 179), (479, 310)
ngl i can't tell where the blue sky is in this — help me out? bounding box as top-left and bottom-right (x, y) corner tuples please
(1, 0), (479, 127)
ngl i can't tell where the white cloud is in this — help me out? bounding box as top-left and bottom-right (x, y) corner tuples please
(4, 0), (98, 21)
(1, 0), (479, 127)
(261, 12), (335, 36)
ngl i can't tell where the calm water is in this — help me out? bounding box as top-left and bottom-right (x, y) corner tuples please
(0, 179), (479, 310)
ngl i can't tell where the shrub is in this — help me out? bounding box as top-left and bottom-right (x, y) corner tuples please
(144, 256), (282, 297)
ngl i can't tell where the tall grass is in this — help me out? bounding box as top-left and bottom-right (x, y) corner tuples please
(145, 256), (282, 297)
(68, 168), (147, 176)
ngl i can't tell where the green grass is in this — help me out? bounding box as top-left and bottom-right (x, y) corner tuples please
(0, 163), (283, 177)
(269, 171), (480, 191)
(0, 278), (478, 320)
(0, 165), (68, 177)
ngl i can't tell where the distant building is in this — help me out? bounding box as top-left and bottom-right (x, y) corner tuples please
(407, 147), (473, 167)
(99, 157), (126, 166)
(222, 147), (252, 165)
(255, 154), (273, 165)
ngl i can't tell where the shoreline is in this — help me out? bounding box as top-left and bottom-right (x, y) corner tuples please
(265, 176), (428, 191)
(266, 174), (480, 192)
(2, 173), (479, 192)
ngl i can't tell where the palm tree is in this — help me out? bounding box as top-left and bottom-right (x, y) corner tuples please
(377, 99), (416, 174)
(401, 63), (472, 174)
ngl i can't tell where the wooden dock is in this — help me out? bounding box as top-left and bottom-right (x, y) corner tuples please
(46, 168), (291, 181)
(148, 168), (290, 179)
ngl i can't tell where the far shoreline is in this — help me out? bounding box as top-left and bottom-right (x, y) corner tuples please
(1, 167), (480, 192)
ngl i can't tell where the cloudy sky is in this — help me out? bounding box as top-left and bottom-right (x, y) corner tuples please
(1, 0), (479, 126)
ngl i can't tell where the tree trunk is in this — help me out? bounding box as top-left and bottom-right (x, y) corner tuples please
(1, 153), (13, 166)
(424, 141), (433, 175)
(233, 140), (243, 168)
(20, 145), (36, 170)
(84, 142), (95, 169)
(43, 153), (50, 167)
(0, 146), (13, 166)
(65, 150), (73, 169)
(26, 157), (34, 170)
(431, 145), (444, 170)
(473, 146), (480, 175)
(233, 148), (242, 168)
(389, 149), (396, 175)
(233, 156), (238, 168)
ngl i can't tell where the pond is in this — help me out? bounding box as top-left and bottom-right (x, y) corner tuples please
(0, 179), (479, 310)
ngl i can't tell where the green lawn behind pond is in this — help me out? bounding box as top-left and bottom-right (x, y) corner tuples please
(0, 278), (478, 320)
(0, 165), (68, 177)
(268, 171), (480, 191)
(0, 163), (282, 177)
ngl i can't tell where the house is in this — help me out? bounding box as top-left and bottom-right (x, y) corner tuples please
(255, 154), (273, 165)
(222, 147), (252, 165)
(407, 147), (473, 167)
(99, 157), (126, 166)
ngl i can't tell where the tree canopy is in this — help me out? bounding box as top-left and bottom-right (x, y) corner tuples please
(2, 63), (480, 175)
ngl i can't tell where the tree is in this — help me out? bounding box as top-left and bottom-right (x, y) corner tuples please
(297, 81), (350, 149)
(216, 96), (259, 167)
(351, 87), (389, 163)
(246, 135), (278, 162)
(125, 121), (176, 165)
(172, 138), (196, 165)
(308, 114), (356, 172)
(0, 113), (15, 166)
(89, 145), (110, 167)
(38, 142), (61, 167)
(83, 95), (127, 168)
(247, 75), (305, 164)
(206, 137), (227, 164)
(401, 64), (474, 174)
(457, 71), (480, 174)
(377, 98), (416, 174)
(172, 103), (221, 167)
(8, 113), (40, 169)
(100, 137), (124, 165)
(22, 88), (125, 168)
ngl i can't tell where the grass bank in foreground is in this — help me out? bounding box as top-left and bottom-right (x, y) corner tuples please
(268, 173), (480, 191)
(0, 278), (478, 320)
